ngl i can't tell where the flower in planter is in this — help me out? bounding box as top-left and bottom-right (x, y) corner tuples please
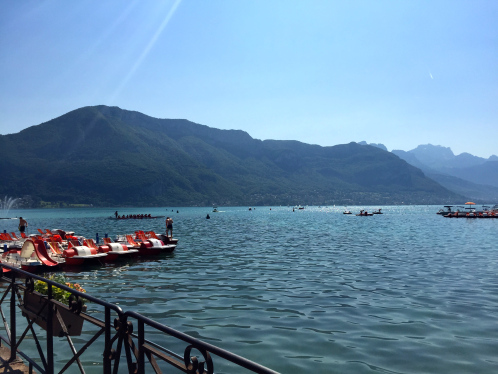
(34, 274), (86, 305)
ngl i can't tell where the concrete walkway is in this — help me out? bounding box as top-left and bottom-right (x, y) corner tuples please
(0, 346), (35, 373)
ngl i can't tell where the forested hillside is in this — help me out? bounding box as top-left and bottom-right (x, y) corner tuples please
(0, 106), (462, 207)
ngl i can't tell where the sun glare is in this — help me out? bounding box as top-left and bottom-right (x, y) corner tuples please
(109, 0), (183, 103)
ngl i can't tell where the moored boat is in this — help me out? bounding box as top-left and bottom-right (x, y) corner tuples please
(148, 232), (179, 246)
(437, 206), (454, 215)
(116, 234), (176, 256)
(443, 203), (498, 218)
(97, 238), (139, 261)
(445, 210), (497, 218)
(2, 238), (62, 272)
(62, 239), (107, 266)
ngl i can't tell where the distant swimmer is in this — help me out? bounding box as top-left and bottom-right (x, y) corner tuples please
(206, 214), (210, 219)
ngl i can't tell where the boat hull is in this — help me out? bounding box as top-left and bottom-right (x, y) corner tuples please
(108, 216), (165, 220)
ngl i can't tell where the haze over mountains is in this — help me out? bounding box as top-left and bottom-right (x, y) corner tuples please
(358, 142), (498, 202)
(0, 106), (482, 207)
(358, 141), (498, 202)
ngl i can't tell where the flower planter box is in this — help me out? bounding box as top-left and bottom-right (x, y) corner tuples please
(20, 290), (87, 337)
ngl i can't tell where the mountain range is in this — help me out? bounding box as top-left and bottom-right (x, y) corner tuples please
(0, 106), (470, 207)
(358, 141), (498, 202)
(389, 145), (498, 201)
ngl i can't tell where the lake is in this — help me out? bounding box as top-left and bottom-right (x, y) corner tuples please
(1, 205), (497, 373)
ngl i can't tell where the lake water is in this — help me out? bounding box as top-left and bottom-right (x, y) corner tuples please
(1, 206), (497, 373)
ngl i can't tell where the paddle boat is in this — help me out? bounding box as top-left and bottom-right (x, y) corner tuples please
(0, 232), (26, 250)
(437, 206), (454, 215)
(443, 203), (498, 218)
(96, 238), (139, 262)
(145, 231), (179, 246)
(356, 210), (373, 216)
(114, 234), (176, 256)
(62, 239), (107, 266)
(1, 238), (62, 272)
(445, 210), (497, 218)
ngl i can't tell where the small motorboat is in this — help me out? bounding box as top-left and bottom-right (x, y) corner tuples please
(212, 207), (219, 212)
(343, 210), (352, 215)
(372, 209), (383, 214)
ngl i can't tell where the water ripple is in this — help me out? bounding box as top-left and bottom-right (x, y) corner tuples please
(4, 206), (498, 373)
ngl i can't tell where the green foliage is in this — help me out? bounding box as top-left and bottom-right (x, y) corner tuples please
(0, 105), (464, 206)
(34, 274), (86, 305)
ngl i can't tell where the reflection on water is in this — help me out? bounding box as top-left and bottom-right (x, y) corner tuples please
(1, 206), (497, 373)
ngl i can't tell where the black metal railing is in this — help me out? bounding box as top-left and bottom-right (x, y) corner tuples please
(0, 264), (279, 374)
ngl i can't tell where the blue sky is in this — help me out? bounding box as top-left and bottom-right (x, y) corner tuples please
(1, 0), (497, 157)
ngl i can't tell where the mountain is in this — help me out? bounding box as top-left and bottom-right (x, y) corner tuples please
(445, 162), (498, 188)
(0, 106), (462, 207)
(425, 173), (498, 202)
(357, 141), (388, 152)
(404, 144), (494, 169)
(391, 144), (498, 201)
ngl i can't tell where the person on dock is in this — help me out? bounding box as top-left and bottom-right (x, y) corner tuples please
(166, 217), (173, 238)
(18, 217), (28, 233)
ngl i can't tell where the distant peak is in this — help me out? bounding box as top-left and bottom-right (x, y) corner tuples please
(357, 141), (388, 151)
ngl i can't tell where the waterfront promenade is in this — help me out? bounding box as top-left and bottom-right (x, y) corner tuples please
(0, 346), (33, 373)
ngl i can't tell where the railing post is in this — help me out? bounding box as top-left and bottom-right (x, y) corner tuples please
(47, 284), (54, 374)
(9, 273), (16, 362)
(104, 307), (111, 374)
(138, 320), (144, 373)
